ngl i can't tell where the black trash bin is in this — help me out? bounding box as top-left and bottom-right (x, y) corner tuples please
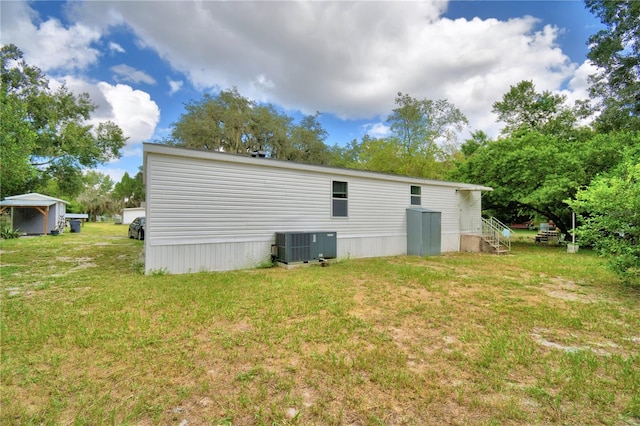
(70, 219), (81, 233)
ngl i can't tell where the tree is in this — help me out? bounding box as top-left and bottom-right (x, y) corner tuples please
(75, 171), (117, 221)
(451, 130), (633, 238)
(459, 130), (490, 158)
(0, 44), (127, 198)
(330, 93), (468, 179)
(286, 113), (331, 165)
(330, 135), (404, 175)
(248, 104), (292, 158)
(170, 89), (252, 153)
(568, 140), (640, 285)
(112, 169), (145, 209)
(492, 80), (586, 136)
(0, 89), (38, 196)
(386, 93), (468, 178)
(170, 89), (330, 164)
(451, 80), (605, 231)
(586, 0), (640, 131)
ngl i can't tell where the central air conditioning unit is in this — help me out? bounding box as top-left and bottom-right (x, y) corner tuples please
(274, 232), (337, 264)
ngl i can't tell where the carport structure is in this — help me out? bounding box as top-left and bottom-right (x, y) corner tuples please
(0, 193), (69, 235)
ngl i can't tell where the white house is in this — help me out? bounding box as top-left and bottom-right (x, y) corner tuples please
(143, 143), (492, 274)
(0, 193), (69, 235)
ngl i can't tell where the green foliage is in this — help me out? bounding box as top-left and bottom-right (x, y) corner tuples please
(0, 89), (38, 196)
(453, 75), (635, 237)
(569, 141), (640, 285)
(0, 44), (127, 199)
(170, 88), (330, 164)
(331, 135), (402, 174)
(389, 92), (468, 154)
(387, 92), (468, 177)
(112, 169), (145, 208)
(0, 225), (22, 239)
(492, 80), (588, 137)
(75, 171), (117, 221)
(460, 130), (490, 157)
(451, 130), (635, 237)
(586, 0), (640, 131)
(286, 112), (331, 164)
(330, 93), (468, 179)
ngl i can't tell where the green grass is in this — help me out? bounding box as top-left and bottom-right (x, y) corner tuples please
(1, 223), (639, 424)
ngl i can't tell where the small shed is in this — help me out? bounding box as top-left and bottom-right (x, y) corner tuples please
(122, 206), (146, 225)
(406, 207), (442, 256)
(0, 193), (69, 235)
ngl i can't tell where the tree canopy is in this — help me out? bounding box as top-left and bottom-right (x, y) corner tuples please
(169, 88), (330, 164)
(586, 0), (640, 131)
(451, 129), (633, 239)
(74, 171), (116, 221)
(0, 44), (127, 199)
(331, 93), (468, 178)
(491, 80), (588, 137)
(451, 76), (635, 240)
(568, 140), (640, 285)
(112, 169), (145, 209)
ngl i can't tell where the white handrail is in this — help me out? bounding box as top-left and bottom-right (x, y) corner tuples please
(481, 217), (511, 252)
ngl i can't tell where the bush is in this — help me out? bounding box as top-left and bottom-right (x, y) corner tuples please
(570, 143), (640, 286)
(1, 225), (22, 239)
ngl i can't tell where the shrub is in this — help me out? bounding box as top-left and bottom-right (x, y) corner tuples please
(0, 225), (22, 239)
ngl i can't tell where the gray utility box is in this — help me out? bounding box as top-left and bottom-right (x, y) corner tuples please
(275, 232), (337, 263)
(406, 208), (441, 256)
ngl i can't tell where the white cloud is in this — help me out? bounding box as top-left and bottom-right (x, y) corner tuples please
(363, 122), (391, 139)
(111, 64), (156, 85)
(4, 0), (596, 144)
(97, 82), (160, 143)
(55, 76), (160, 145)
(168, 79), (183, 95)
(562, 60), (598, 104)
(0, 0), (101, 72)
(109, 42), (125, 54)
(68, 1), (581, 139)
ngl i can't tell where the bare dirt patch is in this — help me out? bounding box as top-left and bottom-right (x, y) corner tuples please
(542, 277), (607, 303)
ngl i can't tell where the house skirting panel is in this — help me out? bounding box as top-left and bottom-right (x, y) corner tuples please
(338, 234), (406, 260)
(145, 240), (271, 274)
(146, 232), (462, 274)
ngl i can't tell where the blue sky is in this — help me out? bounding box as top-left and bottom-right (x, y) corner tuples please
(1, 1), (603, 184)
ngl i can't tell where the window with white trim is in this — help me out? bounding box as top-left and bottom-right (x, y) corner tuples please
(332, 181), (348, 217)
(411, 185), (421, 205)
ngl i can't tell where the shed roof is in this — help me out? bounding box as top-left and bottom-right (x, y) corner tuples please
(1, 192), (70, 207)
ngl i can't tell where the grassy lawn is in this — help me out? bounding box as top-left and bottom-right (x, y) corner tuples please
(1, 224), (638, 425)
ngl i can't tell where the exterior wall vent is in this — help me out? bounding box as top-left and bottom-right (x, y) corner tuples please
(275, 232), (337, 263)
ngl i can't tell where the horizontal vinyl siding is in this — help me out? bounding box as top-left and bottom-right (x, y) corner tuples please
(148, 156), (329, 244)
(146, 155), (453, 245)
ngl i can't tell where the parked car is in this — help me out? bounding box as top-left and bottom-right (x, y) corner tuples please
(128, 217), (145, 240)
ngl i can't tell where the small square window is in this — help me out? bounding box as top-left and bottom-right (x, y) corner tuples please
(411, 185), (421, 205)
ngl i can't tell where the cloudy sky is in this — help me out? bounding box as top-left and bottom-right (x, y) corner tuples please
(1, 0), (603, 183)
